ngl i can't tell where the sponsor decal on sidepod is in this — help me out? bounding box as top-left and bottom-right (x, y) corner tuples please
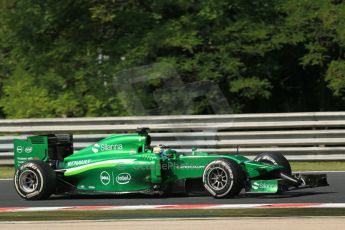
(116, 173), (131, 184)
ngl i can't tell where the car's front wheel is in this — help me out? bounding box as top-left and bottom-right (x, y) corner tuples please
(254, 152), (292, 175)
(14, 160), (56, 200)
(202, 158), (244, 198)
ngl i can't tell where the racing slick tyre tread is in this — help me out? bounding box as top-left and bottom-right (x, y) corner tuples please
(202, 158), (244, 198)
(14, 160), (56, 200)
(254, 152), (292, 175)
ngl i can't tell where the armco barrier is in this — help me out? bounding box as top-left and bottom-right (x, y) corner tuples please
(2, 112), (345, 165)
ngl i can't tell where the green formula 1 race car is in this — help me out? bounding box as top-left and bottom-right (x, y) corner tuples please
(13, 128), (328, 200)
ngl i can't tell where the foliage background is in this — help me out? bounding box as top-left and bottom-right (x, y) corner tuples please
(1, 0), (345, 118)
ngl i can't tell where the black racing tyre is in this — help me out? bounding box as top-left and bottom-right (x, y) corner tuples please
(202, 158), (244, 198)
(14, 160), (56, 200)
(254, 152), (292, 175)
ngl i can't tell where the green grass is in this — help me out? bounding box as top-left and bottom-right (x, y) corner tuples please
(290, 161), (345, 171)
(0, 166), (13, 179)
(1, 162), (345, 179)
(0, 208), (345, 221)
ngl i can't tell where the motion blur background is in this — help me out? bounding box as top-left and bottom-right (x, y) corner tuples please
(1, 0), (345, 118)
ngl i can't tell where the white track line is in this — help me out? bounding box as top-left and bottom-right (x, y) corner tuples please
(294, 171), (345, 173)
(2, 203), (345, 212)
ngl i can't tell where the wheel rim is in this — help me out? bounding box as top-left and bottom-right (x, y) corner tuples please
(208, 166), (228, 190)
(18, 170), (39, 193)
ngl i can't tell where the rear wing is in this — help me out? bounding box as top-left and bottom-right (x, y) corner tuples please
(14, 134), (73, 169)
(14, 136), (49, 169)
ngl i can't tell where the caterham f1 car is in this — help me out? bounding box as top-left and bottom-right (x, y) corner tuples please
(13, 128), (328, 200)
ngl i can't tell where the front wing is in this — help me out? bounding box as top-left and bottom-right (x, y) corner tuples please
(246, 173), (328, 194)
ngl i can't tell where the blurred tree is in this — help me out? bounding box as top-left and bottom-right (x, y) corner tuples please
(1, 0), (345, 118)
(275, 0), (345, 111)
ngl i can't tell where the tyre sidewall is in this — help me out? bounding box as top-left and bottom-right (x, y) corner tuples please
(255, 154), (279, 165)
(203, 160), (235, 198)
(14, 161), (50, 199)
(254, 152), (292, 175)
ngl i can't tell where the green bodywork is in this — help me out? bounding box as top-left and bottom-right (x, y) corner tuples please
(14, 132), (283, 194)
(14, 136), (48, 167)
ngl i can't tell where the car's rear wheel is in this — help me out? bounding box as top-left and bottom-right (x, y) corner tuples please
(202, 158), (244, 198)
(254, 152), (292, 175)
(14, 160), (56, 200)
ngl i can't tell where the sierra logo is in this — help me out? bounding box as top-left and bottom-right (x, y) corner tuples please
(116, 173), (131, 184)
(91, 143), (123, 153)
(252, 181), (275, 190)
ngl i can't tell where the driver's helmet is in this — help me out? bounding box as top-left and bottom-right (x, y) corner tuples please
(152, 144), (167, 155)
(152, 144), (173, 159)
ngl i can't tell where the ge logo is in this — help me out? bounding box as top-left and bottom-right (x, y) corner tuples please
(100, 171), (111, 185)
(16, 146), (23, 153)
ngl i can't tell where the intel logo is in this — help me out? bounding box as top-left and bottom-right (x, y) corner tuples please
(116, 173), (131, 184)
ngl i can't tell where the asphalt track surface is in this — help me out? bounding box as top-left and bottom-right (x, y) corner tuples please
(0, 172), (344, 207)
